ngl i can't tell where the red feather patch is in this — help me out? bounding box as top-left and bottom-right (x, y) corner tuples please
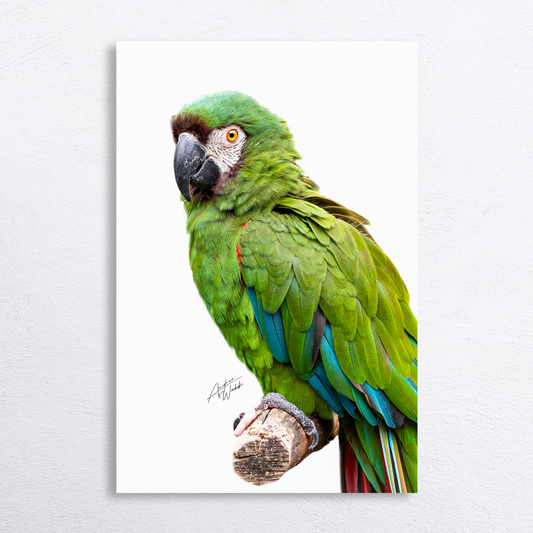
(236, 221), (249, 282)
(343, 442), (359, 493)
(379, 436), (393, 493)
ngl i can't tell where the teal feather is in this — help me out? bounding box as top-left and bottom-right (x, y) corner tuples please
(350, 385), (378, 426)
(338, 394), (360, 419)
(246, 287), (290, 363)
(307, 362), (345, 416)
(321, 323), (359, 399)
(361, 382), (405, 429)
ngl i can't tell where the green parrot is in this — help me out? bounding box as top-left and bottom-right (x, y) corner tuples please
(171, 91), (417, 493)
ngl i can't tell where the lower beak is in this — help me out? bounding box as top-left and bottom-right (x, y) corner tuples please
(173, 133), (221, 201)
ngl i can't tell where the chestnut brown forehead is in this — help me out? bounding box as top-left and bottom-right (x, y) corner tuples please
(171, 113), (212, 144)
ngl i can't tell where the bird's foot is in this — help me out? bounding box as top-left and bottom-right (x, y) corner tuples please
(233, 392), (319, 450)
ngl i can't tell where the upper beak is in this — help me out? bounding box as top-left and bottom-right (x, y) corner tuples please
(173, 133), (221, 201)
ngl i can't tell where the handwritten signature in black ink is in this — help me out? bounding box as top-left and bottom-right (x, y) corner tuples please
(207, 377), (243, 403)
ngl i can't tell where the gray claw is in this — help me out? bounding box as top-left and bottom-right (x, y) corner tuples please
(259, 392), (319, 450)
(308, 427), (319, 450)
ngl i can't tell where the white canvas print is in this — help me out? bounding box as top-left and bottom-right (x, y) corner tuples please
(117, 41), (417, 493)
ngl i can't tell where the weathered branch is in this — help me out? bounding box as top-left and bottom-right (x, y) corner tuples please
(232, 408), (339, 486)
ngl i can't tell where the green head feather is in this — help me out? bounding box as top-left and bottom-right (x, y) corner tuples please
(173, 91), (313, 215)
(177, 91), (296, 150)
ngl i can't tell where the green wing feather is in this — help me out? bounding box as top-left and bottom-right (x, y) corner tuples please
(239, 195), (417, 491)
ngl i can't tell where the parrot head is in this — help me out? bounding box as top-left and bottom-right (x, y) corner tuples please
(171, 91), (307, 211)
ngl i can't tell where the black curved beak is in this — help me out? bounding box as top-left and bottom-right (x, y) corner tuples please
(173, 133), (221, 201)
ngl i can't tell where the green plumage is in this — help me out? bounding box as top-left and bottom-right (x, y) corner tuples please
(173, 91), (417, 492)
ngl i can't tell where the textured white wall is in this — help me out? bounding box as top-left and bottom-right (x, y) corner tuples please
(1, 1), (532, 531)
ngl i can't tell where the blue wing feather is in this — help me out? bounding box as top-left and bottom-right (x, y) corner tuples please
(338, 393), (360, 419)
(247, 288), (412, 430)
(361, 383), (404, 428)
(247, 287), (290, 363)
(307, 361), (345, 416)
(350, 385), (379, 426)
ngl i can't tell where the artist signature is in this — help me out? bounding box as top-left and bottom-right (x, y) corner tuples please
(207, 377), (243, 403)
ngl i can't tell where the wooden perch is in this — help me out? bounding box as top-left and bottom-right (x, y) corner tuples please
(232, 408), (339, 486)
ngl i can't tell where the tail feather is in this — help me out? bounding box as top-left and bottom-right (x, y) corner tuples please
(340, 430), (377, 493)
(341, 420), (417, 493)
(396, 422), (418, 492)
(340, 431), (358, 493)
(377, 419), (413, 493)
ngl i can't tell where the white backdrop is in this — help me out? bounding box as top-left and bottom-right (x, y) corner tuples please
(117, 42), (416, 492)
(2, 1), (532, 531)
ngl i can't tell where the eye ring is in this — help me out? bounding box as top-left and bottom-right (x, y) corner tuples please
(226, 129), (238, 142)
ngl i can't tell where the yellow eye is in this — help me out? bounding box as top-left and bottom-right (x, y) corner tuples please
(226, 129), (238, 142)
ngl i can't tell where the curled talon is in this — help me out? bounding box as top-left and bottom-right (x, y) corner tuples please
(307, 426), (320, 450)
(235, 392), (320, 451)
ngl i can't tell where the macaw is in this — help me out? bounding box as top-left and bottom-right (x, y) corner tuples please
(171, 91), (417, 493)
